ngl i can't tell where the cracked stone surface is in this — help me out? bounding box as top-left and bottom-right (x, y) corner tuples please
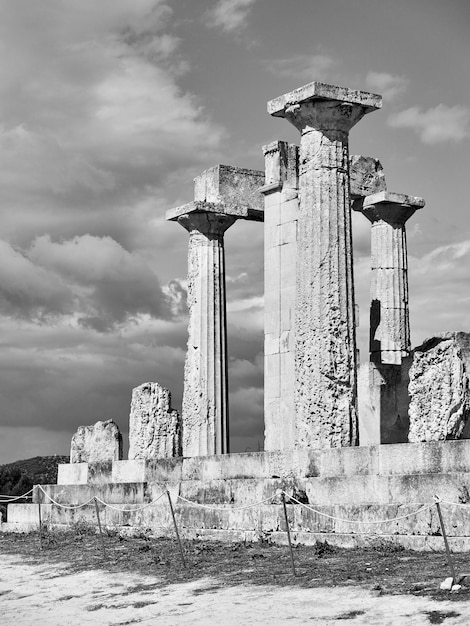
(167, 165), (265, 457)
(349, 155), (387, 200)
(262, 141), (299, 451)
(70, 419), (123, 463)
(408, 333), (470, 442)
(177, 211), (235, 456)
(357, 192), (424, 365)
(269, 84), (381, 448)
(128, 382), (181, 460)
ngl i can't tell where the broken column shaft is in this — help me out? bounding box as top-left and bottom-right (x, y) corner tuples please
(358, 191), (425, 364)
(268, 82), (382, 448)
(354, 190), (424, 444)
(167, 165), (264, 456)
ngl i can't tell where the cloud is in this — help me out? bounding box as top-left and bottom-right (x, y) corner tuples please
(0, 0), (267, 462)
(0, 0), (225, 250)
(0, 240), (73, 320)
(265, 53), (336, 82)
(365, 72), (409, 101)
(388, 104), (470, 143)
(28, 234), (175, 329)
(206, 0), (257, 33)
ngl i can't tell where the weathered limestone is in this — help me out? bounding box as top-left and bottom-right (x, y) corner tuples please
(409, 333), (470, 442)
(349, 155), (387, 200)
(128, 382), (182, 460)
(268, 82), (382, 448)
(354, 191), (424, 444)
(167, 165), (264, 456)
(70, 419), (123, 464)
(260, 141), (299, 450)
(355, 191), (425, 365)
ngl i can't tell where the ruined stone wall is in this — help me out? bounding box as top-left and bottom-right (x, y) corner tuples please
(128, 382), (182, 460)
(70, 419), (123, 463)
(408, 332), (470, 442)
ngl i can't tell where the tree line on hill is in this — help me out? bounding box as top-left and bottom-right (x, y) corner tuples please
(0, 455), (69, 496)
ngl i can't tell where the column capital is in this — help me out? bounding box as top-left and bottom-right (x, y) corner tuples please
(176, 210), (236, 237)
(268, 81), (382, 134)
(356, 191), (425, 225)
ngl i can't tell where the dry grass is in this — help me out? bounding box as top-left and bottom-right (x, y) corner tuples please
(1, 527), (469, 602)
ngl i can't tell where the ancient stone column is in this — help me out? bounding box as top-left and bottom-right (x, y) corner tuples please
(357, 191), (425, 365)
(354, 190), (424, 443)
(260, 141), (299, 450)
(173, 209), (235, 457)
(167, 165), (264, 457)
(268, 82), (382, 448)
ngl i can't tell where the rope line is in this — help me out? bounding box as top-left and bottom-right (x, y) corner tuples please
(0, 488), (34, 502)
(6, 487), (469, 526)
(38, 486), (96, 510)
(439, 499), (470, 509)
(284, 492), (435, 525)
(94, 492), (166, 512)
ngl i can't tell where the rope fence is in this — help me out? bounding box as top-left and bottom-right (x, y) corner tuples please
(1, 487), (470, 581)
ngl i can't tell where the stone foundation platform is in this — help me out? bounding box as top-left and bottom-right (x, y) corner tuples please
(3, 441), (470, 551)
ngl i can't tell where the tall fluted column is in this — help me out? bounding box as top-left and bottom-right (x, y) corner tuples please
(268, 82), (381, 448)
(177, 211), (236, 456)
(166, 164), (264, 457)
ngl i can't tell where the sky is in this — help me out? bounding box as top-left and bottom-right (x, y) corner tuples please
(0, 0), (469, 463)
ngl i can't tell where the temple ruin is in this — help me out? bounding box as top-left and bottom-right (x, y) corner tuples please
(4, 80), (470, 551)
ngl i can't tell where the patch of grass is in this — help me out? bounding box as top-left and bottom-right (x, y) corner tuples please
(70, 519), (97, 537)
(336, 610), (366, 620)
(1, 530), (470, 601)
(424, 610), (461, 624)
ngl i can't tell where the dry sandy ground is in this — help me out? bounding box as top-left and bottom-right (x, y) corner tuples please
(1, 553), (470, 625)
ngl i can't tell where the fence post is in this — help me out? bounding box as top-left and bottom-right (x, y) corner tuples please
(281, 492), (297, 577)
(93, 497), (107, 561)
(38, 500), (43, 551)
(434, 495), (457, 584)
(166, 490), (187, 568)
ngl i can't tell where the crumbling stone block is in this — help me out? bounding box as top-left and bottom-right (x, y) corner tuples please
(70, 419), (123, 463)
(128, 382), (182, 460)
(408, 333), (470, 442)
(349, 155), (387, 201)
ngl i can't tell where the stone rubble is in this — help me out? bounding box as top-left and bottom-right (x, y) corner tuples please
(408, 332), (470, 442)
(128, 382), (182, 460)
(70, 419), (123, 463)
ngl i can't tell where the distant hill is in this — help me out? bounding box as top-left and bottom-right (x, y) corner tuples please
(0, 455), (70, 497)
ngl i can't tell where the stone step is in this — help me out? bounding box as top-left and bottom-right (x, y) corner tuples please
(175, 472), (470, 505)
(35, 483), (148, 505)
(57, 441), (470, 485)
(37, 470), (470, 507)
(7, 500), (470, 538)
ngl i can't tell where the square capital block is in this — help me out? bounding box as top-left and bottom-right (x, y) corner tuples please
(268, 81), (382, 118)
